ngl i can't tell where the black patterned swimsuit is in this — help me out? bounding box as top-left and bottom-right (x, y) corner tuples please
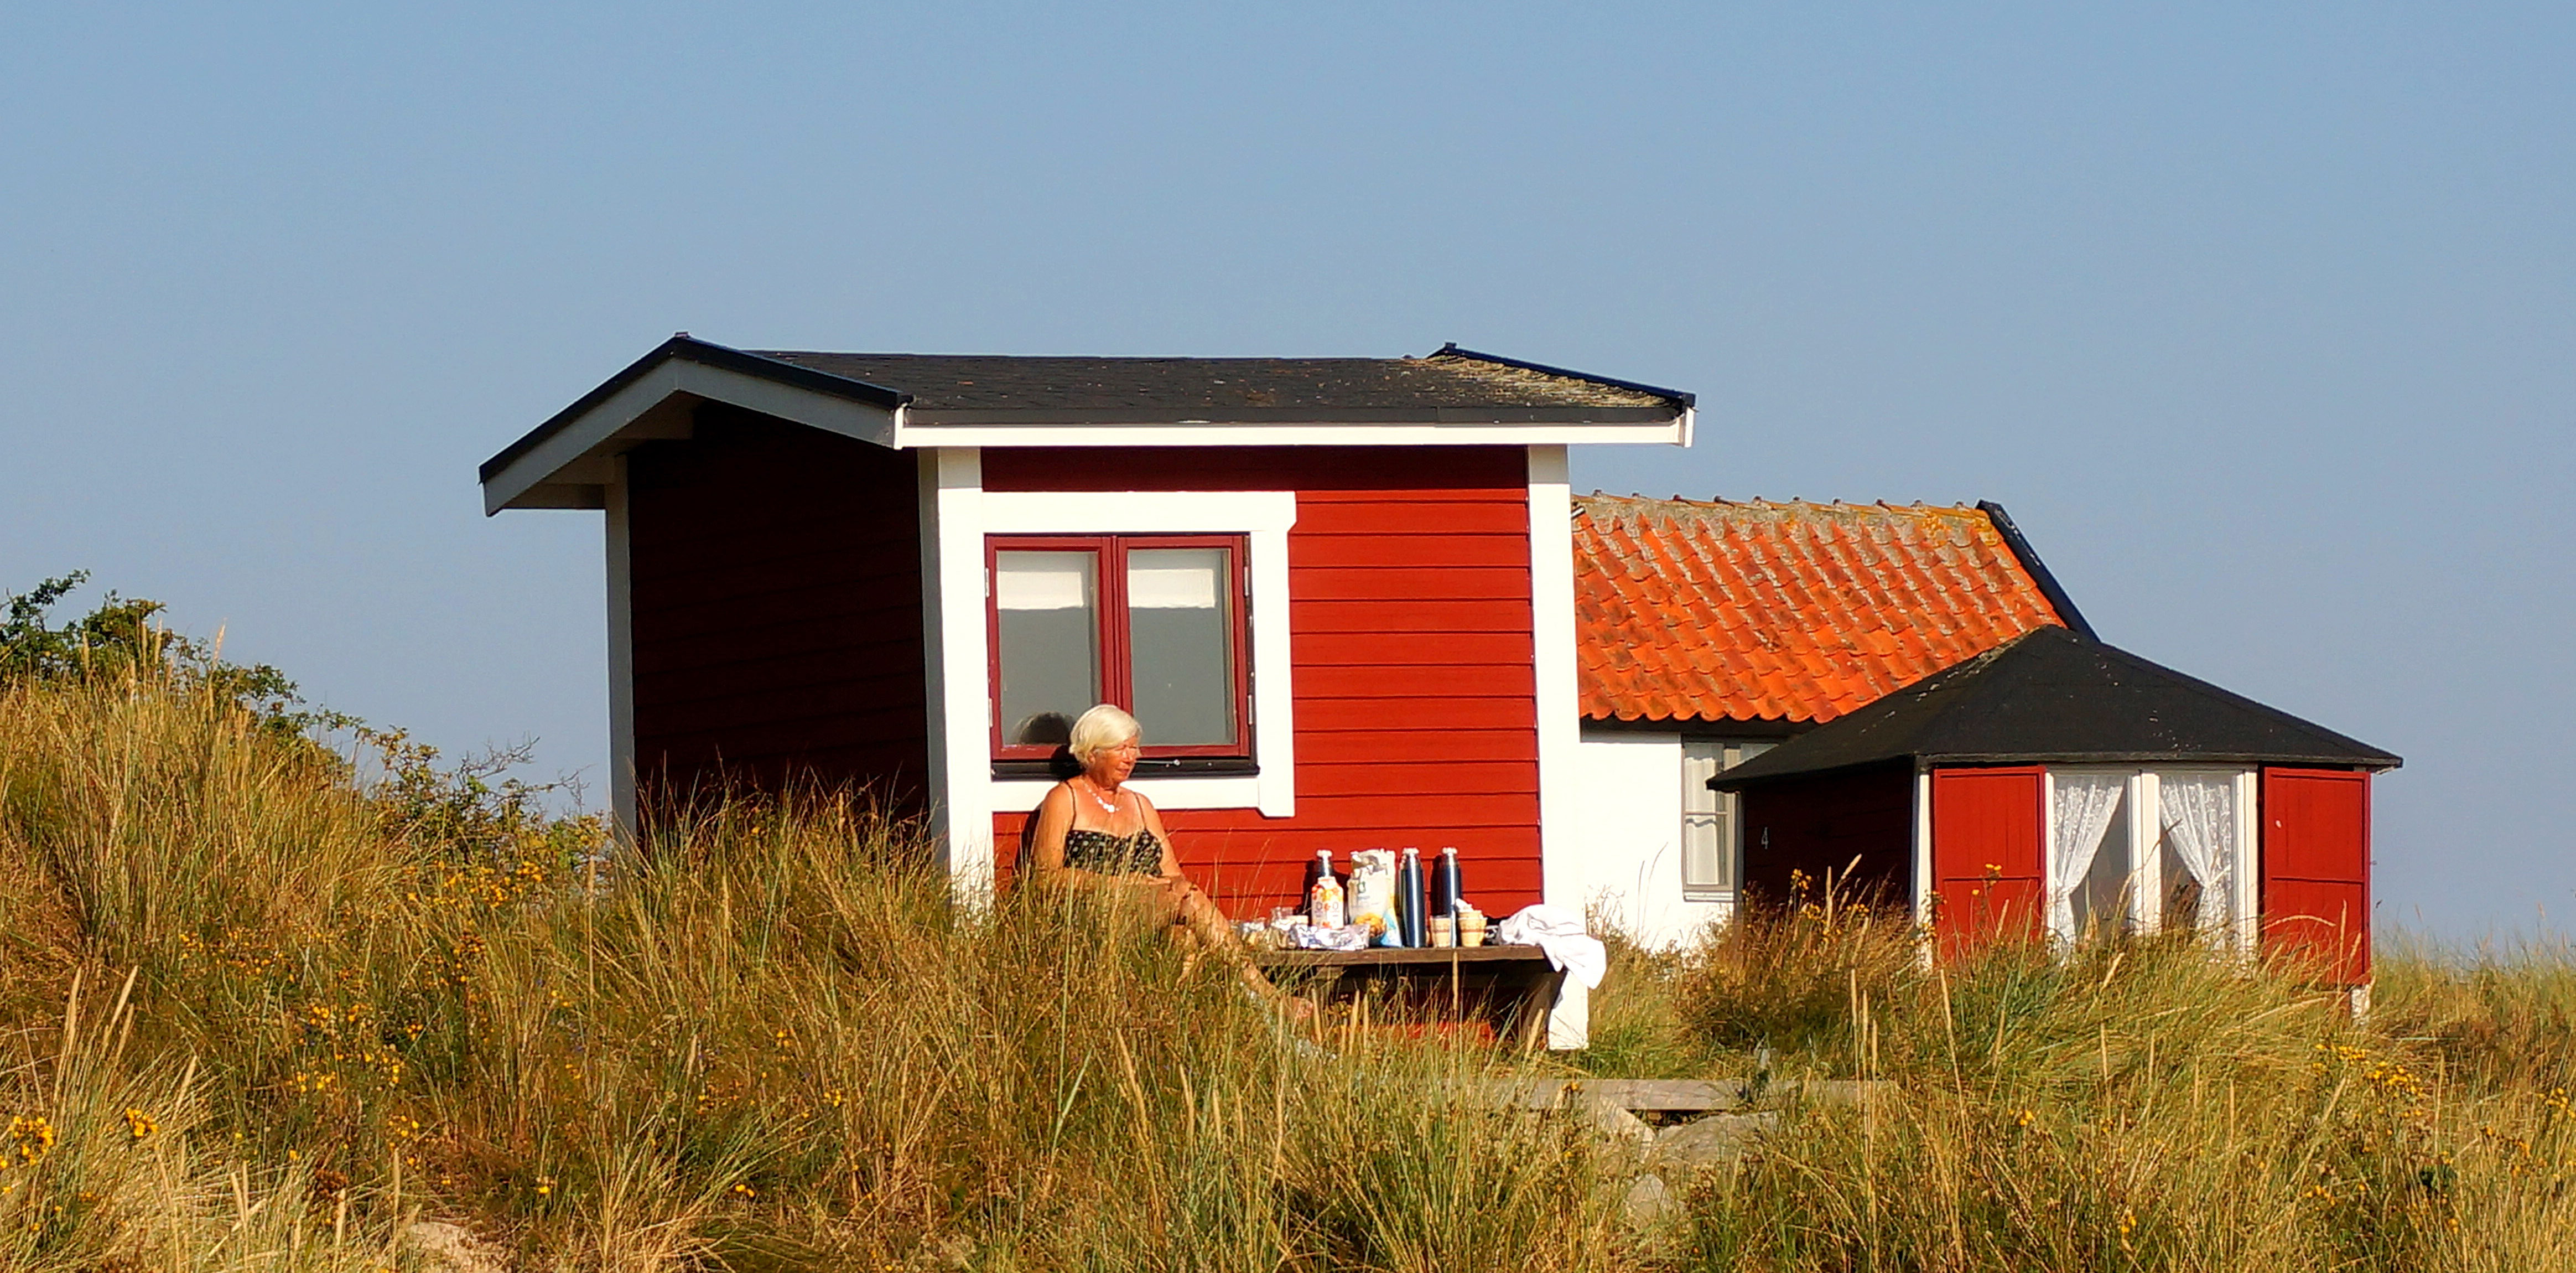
(1061, 826), (1163, 876)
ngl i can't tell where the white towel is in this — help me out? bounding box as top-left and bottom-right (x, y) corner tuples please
(1494, 904), (1608, 991)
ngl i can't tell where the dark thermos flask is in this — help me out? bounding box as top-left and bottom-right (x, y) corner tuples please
(1433, 846), (1463, 918)
(1398, 847), (1427, 948)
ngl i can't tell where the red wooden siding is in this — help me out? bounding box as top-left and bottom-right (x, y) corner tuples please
(983, 446), (1541, 918)
(627, 406), (929, 813)
(1737, 764), (1914, 906)
(2260, 767), (2372, 984)
(1929, 767), (2046, 957)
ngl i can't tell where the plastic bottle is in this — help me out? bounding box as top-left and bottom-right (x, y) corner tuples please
(1434, 847), (1463, 919)
(1398, 847), (1427, 948)
(1307, 853), (1346, 930)
(1302, 849), (1331, 908)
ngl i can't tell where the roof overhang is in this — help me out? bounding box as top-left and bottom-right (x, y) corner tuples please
(1905, 752), (2401, 772)
(886, 409), (1691, 450)
(479, 337), (909, 514)
(480, 337), (1693, 514)
(1708, 751), (2401, 791)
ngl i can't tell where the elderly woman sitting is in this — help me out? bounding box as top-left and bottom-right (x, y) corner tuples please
(1023, 703), (1240, 950)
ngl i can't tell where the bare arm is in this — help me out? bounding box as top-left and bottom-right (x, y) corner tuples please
(1136, 793), (1233, 939)
(1142, 795), (1198, 898)
(1141, 796), (1180, 878)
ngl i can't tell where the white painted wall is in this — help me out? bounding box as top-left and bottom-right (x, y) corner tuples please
(1569, 726), (1734, 948)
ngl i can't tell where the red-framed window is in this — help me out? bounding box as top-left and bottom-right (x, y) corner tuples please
(986, 534), (1252, 769)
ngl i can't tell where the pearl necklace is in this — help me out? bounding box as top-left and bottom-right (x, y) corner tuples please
(1079, 779), (1120, 816)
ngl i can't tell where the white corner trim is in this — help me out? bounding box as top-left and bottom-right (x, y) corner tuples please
(2234, 768), (2262, 955)
(1528, 444), (1581, 910)
(603, 456), (636, 838)
(2039, 768), (2060, 940)
(892, 419), (1686, 451)
(485, 360), (901, 513)
(2130, 770), (2163, 935)
(922, 448), (995, 900)
(973, 488), (1299, 819)
(1912, 768), (1933, 922)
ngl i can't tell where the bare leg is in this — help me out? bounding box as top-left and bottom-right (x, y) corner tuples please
(1151, 877), (1315, 1021)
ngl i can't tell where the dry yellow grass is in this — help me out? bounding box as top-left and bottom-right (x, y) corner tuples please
(0, 673), (1626, 1271)
(4, 666), (2571, 1271)
(1583, 882), (2576, 1270)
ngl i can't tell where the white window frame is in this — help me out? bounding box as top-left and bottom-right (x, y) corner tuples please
(2154, 766), (2262, 955)
(2040, 764), (2258, 949)
(2042, 766), (2154, 942)
(980, 489), (1297, 816)
(1680, 739), (1772, 898)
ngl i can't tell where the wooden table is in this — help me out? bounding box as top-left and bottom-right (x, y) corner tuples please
(1252, 945), (1567, 1051)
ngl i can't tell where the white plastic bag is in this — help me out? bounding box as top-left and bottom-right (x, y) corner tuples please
(1346, 849), (1399, 944)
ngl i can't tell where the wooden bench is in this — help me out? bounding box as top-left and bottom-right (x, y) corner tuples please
(1253, 945), (1566, 1051)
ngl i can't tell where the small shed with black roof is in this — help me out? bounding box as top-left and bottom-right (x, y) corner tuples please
(1561, 494), (2094, 949)
(1710, 625), (2400, 987)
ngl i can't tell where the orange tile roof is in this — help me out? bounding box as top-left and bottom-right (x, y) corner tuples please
(1575, 496), (2072, 724)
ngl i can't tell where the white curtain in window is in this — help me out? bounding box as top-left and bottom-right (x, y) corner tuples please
(2157, 772), (2237, 932)
(2049, 774), (2127, 938)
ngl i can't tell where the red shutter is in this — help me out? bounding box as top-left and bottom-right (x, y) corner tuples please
(1929, 767), (2046, 959)
(2260, 767), (2372, 984)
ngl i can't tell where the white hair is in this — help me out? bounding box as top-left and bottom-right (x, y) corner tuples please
(1067, 703), (1142, 764)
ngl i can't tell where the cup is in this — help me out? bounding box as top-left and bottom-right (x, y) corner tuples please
(1458, 909), (1487, 947)
(1429, 916), (1456, 948)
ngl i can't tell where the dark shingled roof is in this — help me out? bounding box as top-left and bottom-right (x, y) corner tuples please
(757, 343), (1688, 421)
(1710, 625), (2400, 789)
(479, 337), (1692, 485)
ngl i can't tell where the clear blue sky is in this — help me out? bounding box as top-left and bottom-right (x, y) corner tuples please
(3, 4), (2566, 936)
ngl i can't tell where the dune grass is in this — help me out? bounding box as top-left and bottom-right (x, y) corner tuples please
(1567, 884), (2576, 1271)
(4, 665), (2573, 1270)
(0, 671), (1628, 1271)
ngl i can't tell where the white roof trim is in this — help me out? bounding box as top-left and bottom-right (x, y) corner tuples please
(487, 371), (1691, 514)
(887, 412), (1690, 449)
(481, 361), (902, 514)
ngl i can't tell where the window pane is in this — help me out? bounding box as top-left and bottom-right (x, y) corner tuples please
(1125, 547), (1234, 747)
(995, 551), (1098, 748)
(2050, 778), (2133, 938)
(2154, 770), (2240, 933)
(1680, 742), (1774, 892)
(1680, 742), (1725, 890)
(2074, 803), (2129, 935)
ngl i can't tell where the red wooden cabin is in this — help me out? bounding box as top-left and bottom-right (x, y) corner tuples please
(477, 335), (1694, 920)
(1710, 626), (2400, 992)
